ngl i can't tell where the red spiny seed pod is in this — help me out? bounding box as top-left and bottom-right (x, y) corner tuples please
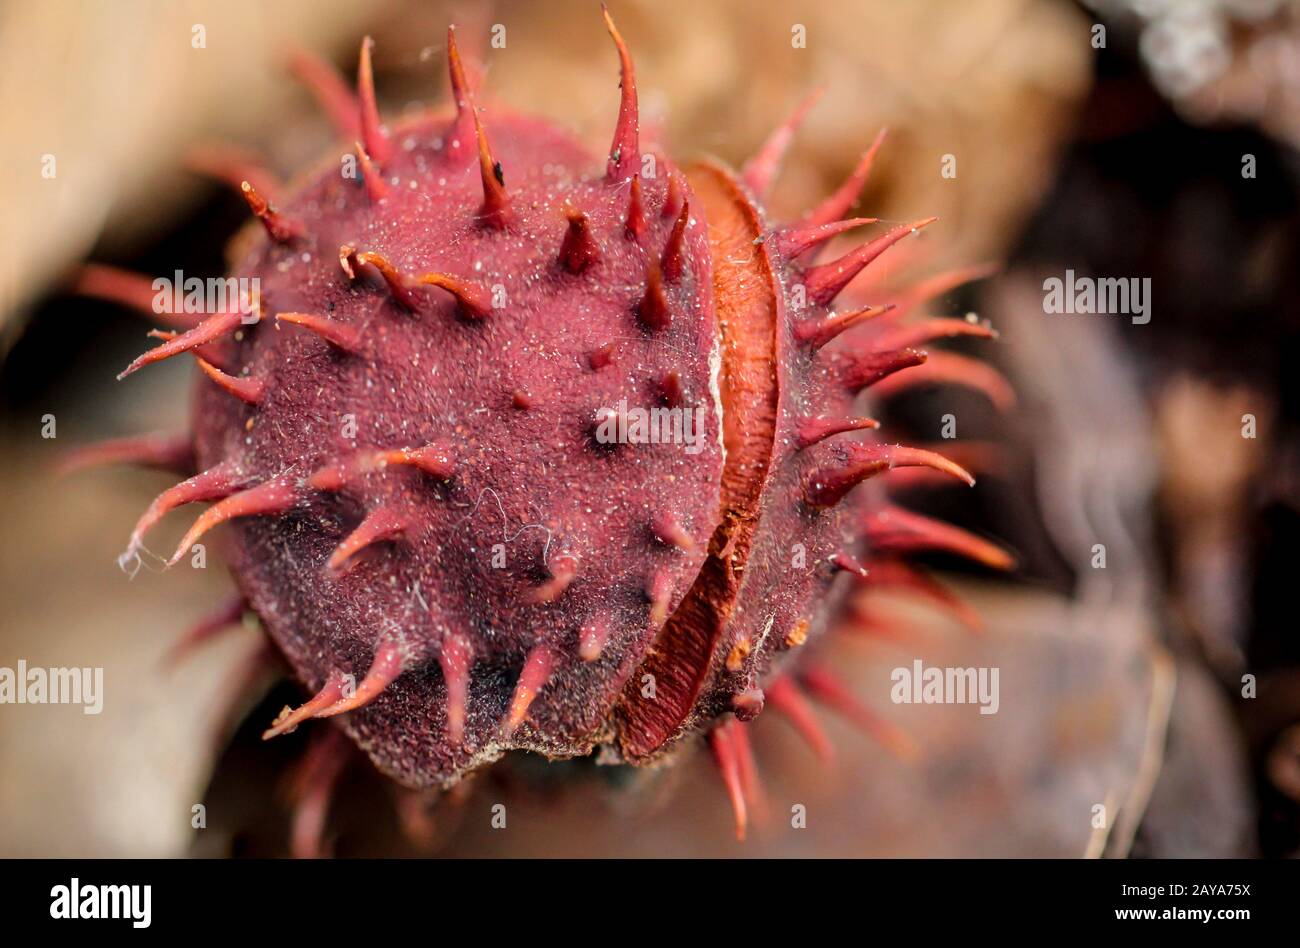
(69, 9), (1014, 843)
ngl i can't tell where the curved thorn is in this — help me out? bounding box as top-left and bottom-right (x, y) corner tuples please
(872, 316), (998, 351)
(308, 444), (454, 492)
(796, 303), (894, 351)
(589, 341), (617, 370)
(262, 670), (349, 739)
(658, 369), (684, 407)
(831, 551), (870, 579)
(661, 200), (690, 283)
(439, 633), (473, 745)
(288, 46), (361, 140)
(307, 461), (348, 493)
(316, 640), (405, 718)
(871, 444), (976, 487)
(162, 594), (247, 669)
(338, 244), (358, 279)
(146, 331), (243, 374)
(842, 599), (929, 648)
(445, 25), (475, 142)
(868, 351), (1016, 411)
(353, 251), (420, 309)
(327, 507), (408, 572)
(602, 4), (639, 181)
(767, 677), (834, 763)
(275, 311), (362, 353)
(169, 477), (299, 566)
(804, 443), (973, 508)
(638, 261), (670, 333)
(625, 175), (647, 242)
(729, 721), (767, 825)
(357, 36), (392, 164)
(240, 180), (303, 244)
(886, 440), (1000, 490)
(798, 661), (919, 761)
(355, 251), (492, 318)
(122, 461), (244, 561)
(578, 614), (611, 662)
(57, 430), (194, 477)
(805, 217), (937, 307)
(526, 555), (578, 605)
(117, 311), (243, 380)
(472, 107), (510, 227)
(651, 510), (696, 553)
(195, 357), (265, 405)
(708, 721), (748, 842)
(558, 206), (601, 274)
(646, 567), (673, 627)
(863, 506), (1015, 571)
(776, 216), (878, 260)
(741, 86), (825, 198)
(794, 415), (880, 450)
(184, 144), (281, 202)
(885, 467), (984, 493)
(803, 127), (888, 227)
(71, 264), (200, 329)
(504, 644), (555, 734)
(860, 559), (985, 634)
(663, 167), (685, 219)
(417, 271), (494, 319)
(378, 443), (456, 479)
(837, 345), (926, 392)
(354, 141), (388, 199)
(887, 261), (1001, 319)
(145, 333), (234, 373)
(287, 727), (350, 859)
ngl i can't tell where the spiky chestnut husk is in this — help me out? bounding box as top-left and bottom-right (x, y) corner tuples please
(79, 13), (1012, 820)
